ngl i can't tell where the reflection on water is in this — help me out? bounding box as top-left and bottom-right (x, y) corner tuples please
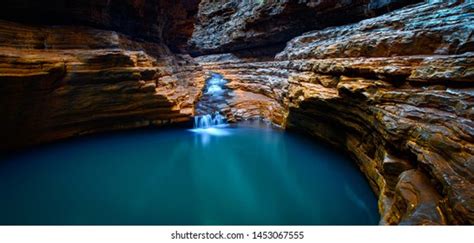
(191, 126), (231, 145)
(0, 122), (379, 225)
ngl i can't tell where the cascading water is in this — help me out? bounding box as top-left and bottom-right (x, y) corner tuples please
(192, 73), (232, 130)
(194, 112), (226, 129)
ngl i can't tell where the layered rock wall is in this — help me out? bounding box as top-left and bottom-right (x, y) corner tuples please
(0, 0), (200, 52)
(0, 20), (204, 150)
(197, 1), (474, 224)
(0, 0), (472, 225)
(190, 0), (422, 55)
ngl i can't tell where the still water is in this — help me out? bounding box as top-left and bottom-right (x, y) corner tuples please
(0, 123), (378, 225)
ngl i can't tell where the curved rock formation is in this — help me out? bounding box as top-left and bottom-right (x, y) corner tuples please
(0, 0), (472, 225)
(0, 20), (204, 150)
(197, 1), (473, 224)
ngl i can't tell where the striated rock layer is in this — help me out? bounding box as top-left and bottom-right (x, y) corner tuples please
(190, 0), (421, 54)
(0, 20), (205, 150)
(0, 0), (472, 225)
(197, 1), (473, 224)
(0, 0), (200, 52)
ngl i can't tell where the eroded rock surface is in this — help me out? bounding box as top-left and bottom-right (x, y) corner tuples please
(189, 0), (421, 54)
(197, 1), (474, 224)
(0, 0), (200, 52)
(0, 0), (472, 225)
(0, 20), (204, 149)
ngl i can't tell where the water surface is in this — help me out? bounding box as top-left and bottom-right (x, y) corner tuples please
(0, 123), (378, 225)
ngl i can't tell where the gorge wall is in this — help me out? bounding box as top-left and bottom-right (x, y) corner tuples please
(0, 0), (205, 149)
(0, 0), (472, 225)
(194, 1), (474, 225)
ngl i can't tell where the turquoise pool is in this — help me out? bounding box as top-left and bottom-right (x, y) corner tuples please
(0, 122), (379, 225)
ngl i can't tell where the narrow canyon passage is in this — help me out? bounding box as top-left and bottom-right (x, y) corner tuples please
(0, 0), (472, 225)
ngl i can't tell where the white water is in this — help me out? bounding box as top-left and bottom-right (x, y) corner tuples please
(190, 113), (229, 137)
(191, 73), (229, 136)
(193, 113), (227, 129)
(205, 74), (226, 95)
(208, 74), (227, 85)
(206, 84), (224, 95)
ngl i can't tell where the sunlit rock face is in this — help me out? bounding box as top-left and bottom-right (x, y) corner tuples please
(196, 1), (473, 224)
(189, 0), (421, 55)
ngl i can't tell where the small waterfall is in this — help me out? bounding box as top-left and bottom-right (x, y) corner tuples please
(206, 84), (223, 95)
(192, 73), (232, 130)
(194, 112), (227, 129)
